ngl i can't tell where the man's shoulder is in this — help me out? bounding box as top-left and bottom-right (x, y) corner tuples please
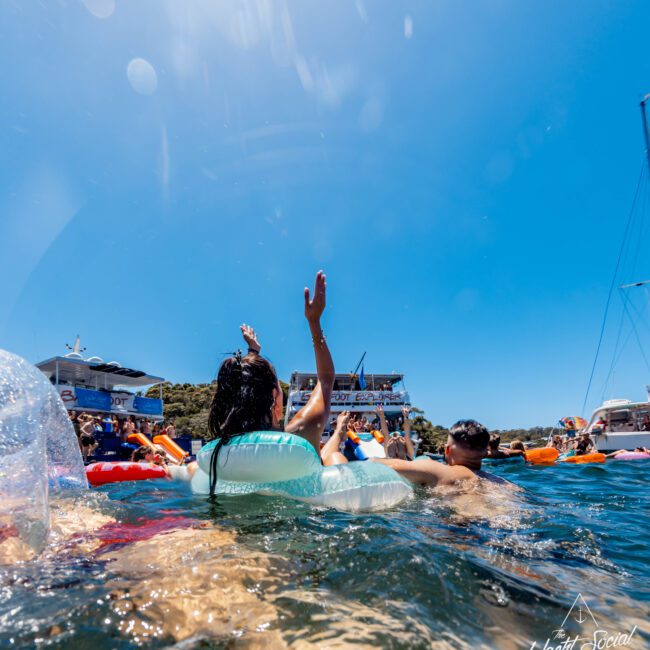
(416, 459), (477, 484)
(447, 464), (478, 482)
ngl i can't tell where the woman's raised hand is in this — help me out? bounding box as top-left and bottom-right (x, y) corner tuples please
(240, 323), (261, 353)
(304, 270), (326, 324)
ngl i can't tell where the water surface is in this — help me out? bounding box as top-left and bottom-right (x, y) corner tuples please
(1, 460), (648, 648)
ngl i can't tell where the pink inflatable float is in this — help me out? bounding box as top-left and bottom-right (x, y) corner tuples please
(613, 451), (650, 461)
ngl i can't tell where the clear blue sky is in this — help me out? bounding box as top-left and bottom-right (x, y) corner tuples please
(2, 1), (650, 429)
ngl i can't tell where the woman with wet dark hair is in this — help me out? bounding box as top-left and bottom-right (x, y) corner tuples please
(206, 271), (347, 493)
(131, 446), (151, 462)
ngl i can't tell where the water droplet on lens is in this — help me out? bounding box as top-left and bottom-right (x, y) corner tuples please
(82, 0), (115, 19)
(404, 15), (413, 39)
(126, 58), (158, 96)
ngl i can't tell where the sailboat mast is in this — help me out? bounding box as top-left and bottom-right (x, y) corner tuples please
(582, 96), (650, 414)
(641, 95), (650, 175)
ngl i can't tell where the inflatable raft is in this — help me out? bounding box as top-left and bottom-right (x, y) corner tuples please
(191, 431), (412, 512)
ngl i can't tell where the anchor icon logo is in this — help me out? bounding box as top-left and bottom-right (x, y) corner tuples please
(561, 593), (598, 630)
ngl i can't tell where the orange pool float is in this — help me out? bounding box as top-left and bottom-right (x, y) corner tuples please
(153, 434), (189, 463)
(524, 448), (559, 465)
(560, 453), (606, 464)
(127, 433), (155, 449)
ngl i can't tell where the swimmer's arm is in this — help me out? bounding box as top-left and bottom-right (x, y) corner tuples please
(321, 411), (349, 459)
(376, 405), (390, 455)
(240, 324), (261, 353)
(286, 271), (333, 453)
(373, 458), (472, 486)
(402, 407), (414, 460)
(502, 449), (525, 457)
(304, 270), (334, 393)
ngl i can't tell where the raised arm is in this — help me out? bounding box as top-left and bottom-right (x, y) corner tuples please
(321, 410), (350, 465)
(375, 404), (390, 455)
(240, 323), (261, 354)
(304, 271), (334, 391)
(402, 406), (415, 460)
(286, 271), (334, 453)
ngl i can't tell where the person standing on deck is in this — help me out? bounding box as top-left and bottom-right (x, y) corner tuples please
(123, 416), (135, 440)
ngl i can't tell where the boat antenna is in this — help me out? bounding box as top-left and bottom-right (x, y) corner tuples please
(351, 352), (366, 376)
(65, 335), (86, 355)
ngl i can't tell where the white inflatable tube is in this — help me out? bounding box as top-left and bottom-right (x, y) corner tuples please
(191, 432), (412, 512)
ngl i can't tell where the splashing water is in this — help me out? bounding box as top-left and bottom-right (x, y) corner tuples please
(0, 349), (86, 554)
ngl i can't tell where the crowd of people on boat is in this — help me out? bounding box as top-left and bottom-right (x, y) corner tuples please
(299, 376), (396, 392)
(68, 410), (177, 460)
(325, 405), (419, 461)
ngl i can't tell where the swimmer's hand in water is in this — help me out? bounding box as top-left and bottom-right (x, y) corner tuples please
(240, 323), (261, 353)
(304, 270), (326, 325)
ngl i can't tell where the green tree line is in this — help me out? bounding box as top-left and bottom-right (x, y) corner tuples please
(148, 382), (554, 448)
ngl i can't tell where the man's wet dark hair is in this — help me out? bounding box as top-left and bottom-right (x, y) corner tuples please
(449, 420), (490, 451)
(488, 433), (501, 449)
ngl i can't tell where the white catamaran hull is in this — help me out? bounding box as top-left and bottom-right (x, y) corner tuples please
(590, 431), (650, 453)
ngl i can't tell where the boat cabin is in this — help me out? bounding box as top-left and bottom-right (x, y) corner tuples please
(585, 398), (650, 452)
(285, 371), (410, 427)
(36, 355), (164, 421)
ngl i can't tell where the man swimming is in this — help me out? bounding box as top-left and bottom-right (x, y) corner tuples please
(373, 419), (494, 487)
(486, 433), (525, 460)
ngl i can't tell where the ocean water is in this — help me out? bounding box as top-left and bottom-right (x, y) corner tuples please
(0, 460), (648, 649)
